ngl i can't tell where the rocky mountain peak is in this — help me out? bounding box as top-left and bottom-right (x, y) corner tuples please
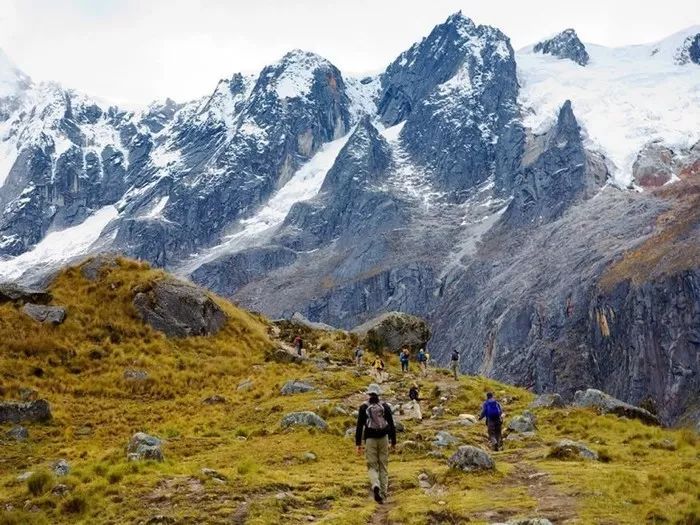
(533, 28), (590, 66)
(674, 31), (700, 65)
(261, 49), (338, 101)
(0, 48), (32, 98)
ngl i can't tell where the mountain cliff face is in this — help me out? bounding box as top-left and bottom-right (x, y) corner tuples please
(1, 14), (699, 425)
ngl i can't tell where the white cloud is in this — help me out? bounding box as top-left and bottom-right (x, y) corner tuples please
(0, 0), (698, 105)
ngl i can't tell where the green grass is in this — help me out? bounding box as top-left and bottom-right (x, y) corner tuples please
(0, 258), (698, 524)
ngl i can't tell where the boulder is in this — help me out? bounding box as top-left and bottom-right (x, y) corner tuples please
(0, 283), (51, 305)
(351, 312), (431, 353)
(529, 394), (565, 409)
(548, 439), (598, 461)
(6, 425), (28, 441)
(280, 381), (315, 395)
(265, 348), (304, 364)
(448, 446), (495, 472)
(127, 432), (164, 461)
(53, 459), (70, 476)
(573, 389), (660, 425)
(80, 255), (118, 281)
(431, 406), (445, 418)
(133, 278), (227, 337)
(508, 411), (537, 433)
(400, 400), (423, 421)
(302, 452), (317, 462)
(0, 400), (52, 424)
(280, 411), (328, 431)
(21, 304), (67, 325)
(433, 431), (459, 448)
(123, 369), (149, 381)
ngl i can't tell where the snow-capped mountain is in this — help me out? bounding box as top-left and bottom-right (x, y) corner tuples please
(1, 13), (699, 424)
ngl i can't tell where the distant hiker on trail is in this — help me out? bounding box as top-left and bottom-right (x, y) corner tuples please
(417, 348), (428, 375)
(355, 383), (397, 504)
(408, 382), (422, 420)
(293, 334), (303, 357)
(354, 346), (364, 367)
(478, 392), (503, 451)
(371, 357), (386, 382)
(450, 350), (460, 380)
(400, 348), (410, 373)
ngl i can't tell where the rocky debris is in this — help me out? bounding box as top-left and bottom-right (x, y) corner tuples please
(201, 468), (227, 483)
(492, 519), (554, 525)
(433, 431), (459, 448)
(448, 446), (495, 472)
(21, 303), (67, 325)
(237, 379), (254, 391)
(0, 284), (51, 305)
(280, 381), (315, 395)
(202, 395), (227, 405)
(123, 368), (149, 381)
(280, 411), (328, 431)
(351, 312), (431, 353)
(133, 279), (227, 337)
(573, 389), (660, 425)
(548, 439), (598, 461)
(0, 399), (52, 424)
(127, 432), (164, 462)
(529, 394), (565, 409)
(533, 28), (589, 65)
(79, 255), (119, 281)
(302, 452), (317, 462)
(53, 459), (70, 476)
(145, 516), (176, 525)
(507, 411), (537, 433)
(51, 484), (70, 497)
(417, 472), (432, 489)
(431, 406), (445, 418)
(6, 425), (28, 441)
(632, 143), (675, 187)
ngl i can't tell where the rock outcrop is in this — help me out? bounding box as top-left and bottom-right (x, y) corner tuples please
(280, 381), (315, 395)
(533, 29), (589, 66)
(280, 411), (328, 430)
(0, 284), (51, 304)
(0, 400), (52, 423)
(352, 312), (431, 353)
(21, 303), (67, 325)
(127, 432), (164, 461)
(133, 279), (227, 337)
(547, 439), (598, 461)
(447, 445), (495, 471)
(573, 389), (660, 425)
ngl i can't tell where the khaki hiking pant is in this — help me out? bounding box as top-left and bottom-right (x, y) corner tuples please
(365, 436), (389, 497)
(450, 361), (459, 379)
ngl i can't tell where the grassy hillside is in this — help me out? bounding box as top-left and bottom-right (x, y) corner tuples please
(0, 259), (698, 524)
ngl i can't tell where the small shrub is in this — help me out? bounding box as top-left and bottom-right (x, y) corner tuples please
(61, 494), (88, 515)
(27, 470), (52, 496)
(597, 448), (613, 463)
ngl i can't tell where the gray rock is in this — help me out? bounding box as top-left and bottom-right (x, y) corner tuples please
(448, 446), (495, 472)
(529, 394), (565, 409)
(127, 432), (164, 461)
(433, 431), (459, 448)
(573, 389), (660, 426)
(492, 519), (554, 525)
(53, 459), (70, 476)
(632, 143), (675, 188)
(280, 381), (315, 395)
(6, 425), (28, 441)
(202, 395), (227, 405)
(18, 388), (38, 401)
(133, 278), (227, 337)
(123, 368), (149, 381)
(0, 284), (52, 304)
(280, 411), (328, 431)
(201, 468), (227, 482)
(237, 379), (254, 391)
(431, 406), (445, 418)
(302, 452), (317, 462)
(507, 411), (537, 433)
(17, 471), (34, 482)
(80, 255), (119, 281)
(533, 29), (589, 66)
(351, 311), (431, 353)
(548, 439), (598, 461)
(0, 400), (52, 424)
(21, 303), (67, 325)
(51, 484), (70, 497)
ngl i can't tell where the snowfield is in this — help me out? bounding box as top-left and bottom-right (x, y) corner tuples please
(517, 27), (700, 186)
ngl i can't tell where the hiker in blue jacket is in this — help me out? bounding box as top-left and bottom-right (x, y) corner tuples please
(478, 392), (503, 451)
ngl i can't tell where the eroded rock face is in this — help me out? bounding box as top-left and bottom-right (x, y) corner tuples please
(0, 400), (52, 424)
(352, 311), (431, 353)
(21, 304), (66, 325)
(534, 29), (589, 66)
(573, 389), (660, 425)
(133, 279), (227, 337)
(0, 284), (51, 304)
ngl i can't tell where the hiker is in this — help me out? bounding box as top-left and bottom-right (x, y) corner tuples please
(371, 356), (386, 382)
(293, 334), (303, 357)
(417, 348), (428, 375)
(354, 346), (364, 366)
(450, 349), (460, 380)
(478, 392), (503, 451)
(355, 384), (397, 504)
(399, 348), (410, 373)
(407, 382), (422, 420)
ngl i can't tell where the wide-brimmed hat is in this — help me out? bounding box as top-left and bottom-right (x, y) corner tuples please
(366, 383), (382, 395)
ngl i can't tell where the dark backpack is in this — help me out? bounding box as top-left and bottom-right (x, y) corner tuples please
(484, 399), (502, 419)
(451, 351), (459, 361)
(365, 403), (389, 431)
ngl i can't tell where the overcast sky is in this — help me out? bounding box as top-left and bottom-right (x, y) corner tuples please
(1, 0), (698, 105)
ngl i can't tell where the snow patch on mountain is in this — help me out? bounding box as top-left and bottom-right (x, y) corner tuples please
(272, 50), (331, 100)
(345, 76), (380, 123)
(0, 48), (31, 98)
(0, 205), (118, 281)
(517, 28), (700, 185)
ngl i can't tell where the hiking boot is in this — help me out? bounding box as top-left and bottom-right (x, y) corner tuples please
(373, 486), (383, 504)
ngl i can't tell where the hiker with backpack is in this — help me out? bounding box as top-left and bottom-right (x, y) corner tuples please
(354, 346), (364, 367)
(399, 348), (410, 373)
(478, 392), (504, 451)
(355, 383), (397, 504)
(371, 356), (386, 382)
(293, 334), (303, 357)
(407, 382), (422, 420)
(450, 349), (460, 380)
(417, 348), (428, 375)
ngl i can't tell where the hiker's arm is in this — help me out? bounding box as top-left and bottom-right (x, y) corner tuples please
(384, 404), (397, 447)
(478, 403), (486, 420)
(355, 405), (366, 447)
